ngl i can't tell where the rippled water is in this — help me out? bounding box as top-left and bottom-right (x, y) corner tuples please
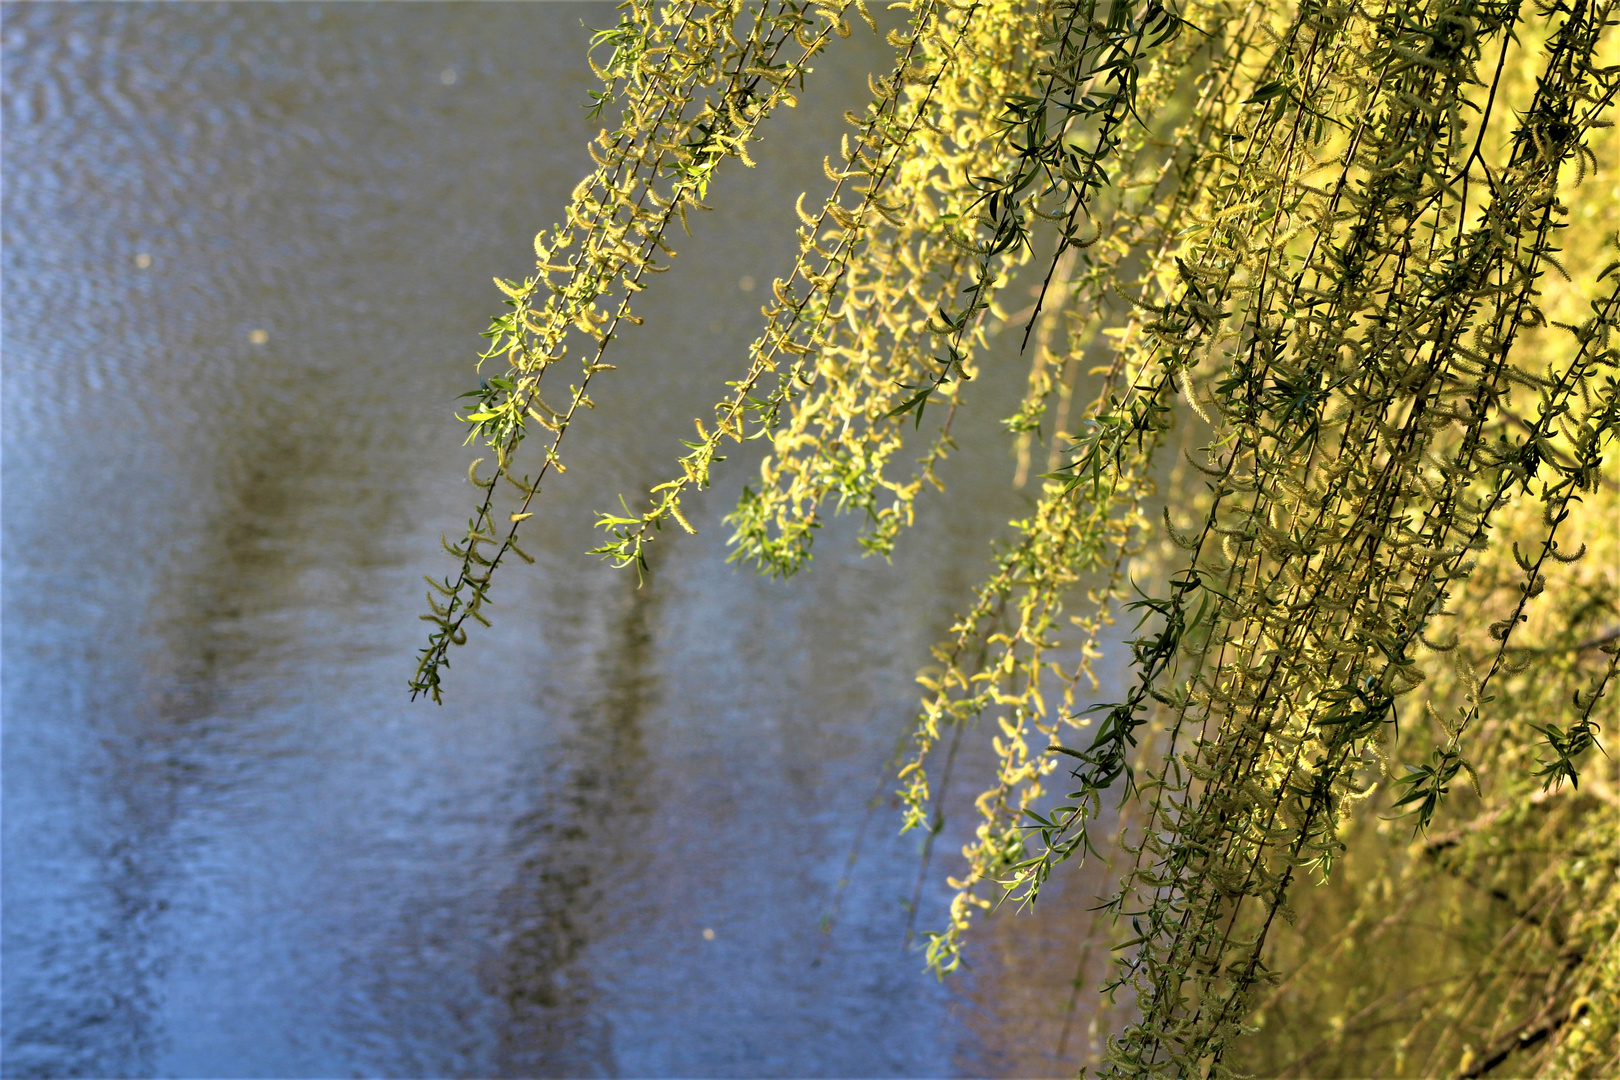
(2, 4), (1117, 1076)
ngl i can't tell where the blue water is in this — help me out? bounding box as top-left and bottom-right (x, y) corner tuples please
(1, 4), (1112, 1076)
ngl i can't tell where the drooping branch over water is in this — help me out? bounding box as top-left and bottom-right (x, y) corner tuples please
(413, 0), (1619, 1074)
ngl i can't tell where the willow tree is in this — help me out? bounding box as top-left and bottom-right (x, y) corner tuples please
(409, 0), (1619, 1074)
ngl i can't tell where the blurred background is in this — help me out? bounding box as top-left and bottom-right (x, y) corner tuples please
(0, 4), (1125, 1076)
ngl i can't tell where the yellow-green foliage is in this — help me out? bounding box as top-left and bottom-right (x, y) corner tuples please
(1234, 475), (1618, 1079)
(413, 0), (1619, 1075)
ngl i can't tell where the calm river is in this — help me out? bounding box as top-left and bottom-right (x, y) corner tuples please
(2, 4), (1116, 1076)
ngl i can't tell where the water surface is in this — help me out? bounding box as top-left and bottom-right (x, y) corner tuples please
(2, 4), (1114, 1075)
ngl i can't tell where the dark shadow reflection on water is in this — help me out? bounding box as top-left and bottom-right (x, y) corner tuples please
(491, 554), (666, 1077)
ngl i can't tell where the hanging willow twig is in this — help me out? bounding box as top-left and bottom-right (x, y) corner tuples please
(411, 0), (865, 700)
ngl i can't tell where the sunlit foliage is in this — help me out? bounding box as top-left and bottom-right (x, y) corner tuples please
(411, 0), (1618, 1074)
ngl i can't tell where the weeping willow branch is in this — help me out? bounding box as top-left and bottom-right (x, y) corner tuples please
(411, 0), (862, 700)
(412, 0), (1620, 1074)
